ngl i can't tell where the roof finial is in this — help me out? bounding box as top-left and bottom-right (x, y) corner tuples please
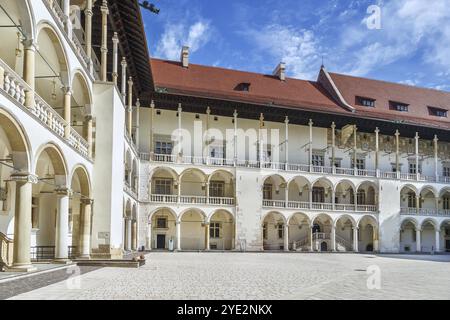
(321, 55), (325, 69)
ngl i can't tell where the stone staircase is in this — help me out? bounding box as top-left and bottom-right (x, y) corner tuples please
(0, 232), (13, 271)
(335, 235), (353, 252)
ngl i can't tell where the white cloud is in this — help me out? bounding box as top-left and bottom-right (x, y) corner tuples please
(155, 21), (211, 60)
(245, 24), (321, 80)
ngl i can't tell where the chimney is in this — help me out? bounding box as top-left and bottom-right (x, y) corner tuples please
(181, 46), (189, 68)
(273, 62), (286, 81)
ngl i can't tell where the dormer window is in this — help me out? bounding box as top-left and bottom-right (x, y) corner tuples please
(390, 101), (409, 112)
(235, 82), (251, 92)
(356, 96), (375, 108)
(428, 106), (448, 118)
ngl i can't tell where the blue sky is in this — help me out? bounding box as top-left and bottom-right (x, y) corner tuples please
(142, 0), (450, 91)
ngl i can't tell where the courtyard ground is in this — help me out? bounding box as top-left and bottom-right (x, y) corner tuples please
(4, 252), (450, 300)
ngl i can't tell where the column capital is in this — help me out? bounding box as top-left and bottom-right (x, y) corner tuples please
(22, 39), (38, 51)
(85, 8), (93, 17)
(233, 109), (238, 118)
(55, 187), (73, 197)
(85, 114), (93, 121)
(308, 119), (313, 126)
(100, 0), (109, 14)
(415, 132), (420, 139)
(375, 127), (379, 134)
(81, 198), (94, 205)
(285, 116), (289, 124)
(150, 100), (155, 109)
(112, 32), (119, 44)
(415, 227), (422, 232)
(395, 129), (400, 137)
(62, 86), (73, 95)
(331, 121), (335, 129)
(433, 135), (438, 142)
(121, 57), (127, 67)
(10, 172), (38, 184)
(178, 103), (182, 112)
(128, 77), (133, 86)
(206, 106), (211, 115)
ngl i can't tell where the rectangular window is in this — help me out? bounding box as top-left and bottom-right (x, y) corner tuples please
(263, 184), (272, 200)
(210, 141), (225, 159)
(408, 162), (422, 174)
(412, 229), (416, 242)
(443, 197), (450, 210)
(263, 223), (268, 240)
(428, 107), (448, 118)
(278, 224), (284, 239)
(352, 158), (365, 170)
(312, 153), (324, 167)
(443, 166), (450, 177)
(210, 222), (221, 238)
(333, 159), (342, 168)
(155, 141), (173, 155)
(408, 193), (416, 208)
(156, 217), (168, 229)
(257, 144), (272, 162)
(154, 179), (172, 195)
(390, 101), (409, 112)
(209, 181), (225, 197)
(356, 96), (375, 108)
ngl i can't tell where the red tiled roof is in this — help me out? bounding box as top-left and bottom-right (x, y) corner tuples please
(328, 72), (450, 130)
(150, 58), (450, 130)
(150, 59), (344, 114)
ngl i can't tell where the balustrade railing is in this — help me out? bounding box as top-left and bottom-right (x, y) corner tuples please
(0, 232), (13, 269)
(149, 194), (234, 206)
(69, 127), (89, 157)
(400, 207), (450, 216)
(263, 200), (378, 212)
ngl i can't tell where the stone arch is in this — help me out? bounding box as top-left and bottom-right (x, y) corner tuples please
(358, 215), (379, 252)
(335, 180), (356, 205)
(400, 217), (419, 230)
(148, 207), (177, 222)
(0, 107), (31, 171)
(70, 70), (92, 139)
(334, 214), (357, 228)
(179, 207), (207, 222)
(208, 209), (235, 250)
(421, 218), (438, 231)
(287, 176), (311, 203)
(70, 164), (91, 198)
(34, 143), (68, 186)
(180, 208), (207, 250)
(262, 211), (287, 251)
(35, 21), (71, 110)
(179, 168), (207, 197)
(420, 185), (438, 198)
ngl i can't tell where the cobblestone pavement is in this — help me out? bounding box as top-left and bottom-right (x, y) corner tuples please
(6, 253), (450, 300)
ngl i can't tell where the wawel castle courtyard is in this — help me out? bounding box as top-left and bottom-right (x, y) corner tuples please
(0, 0), (449, 300)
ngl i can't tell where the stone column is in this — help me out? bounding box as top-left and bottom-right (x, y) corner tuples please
(204, 107), (211, 164)
(233, 110), (238, 167)
(205, 223), (210, 251)
(308, 119), (313, 171)
(63, 87), (72, 139)
(331, 122), (336, 171)
(415, 132), (420, 180)
(78, 198), (93, 259)
(55, 187), (71, 262)
(395, 130), (400, 177)
(375, 127), (380, 175)
(284, 224), (289, 251)
(177, 104), (182, 162)
(416, 228), (421, 252)
(131, 220), (137, 251)
(310, 226), (314, 252)
(112, 32), (119, 85)
(176, 221), (181, 251)
(11, 173), (38, 272)
(353, 227), (359, 252)
(434, 135), (439, 181)
(146, 222), (152, 250)
(373, 226), (379, 252)
(86, 115), (93, 158)
(331, 224), (336, 252)
(100, 0), (109, 82)
(23, 39), (36, 109)
(353, 126), (358, 175)
(285, 188), (289, 209)
(135, 99), (141, 147)
(125, 218), (132, 251)
(85, 0), (93, 71)
(62, 0), (72, 39)
(285, 116), (289, 165)
(121, 58), (127, 103)
(259, 113), (264, 168)
(127, 77), (133, 137)
(435, 230), (440, 252)
(149, 100), (155, 158)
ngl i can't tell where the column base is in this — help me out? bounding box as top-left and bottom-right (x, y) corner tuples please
(76, 255), (91, 260)
(9, 264), (38, 273)
(53, 259), (73, 265)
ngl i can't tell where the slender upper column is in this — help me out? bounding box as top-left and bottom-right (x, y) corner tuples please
(149, 100), (155, 157)
(62, 0), (72, 39)
(131, 220), (137, 251)
(121, 58), (127, 103)
(79, 198), (93, 259)
(233, 110), (238, 166)
(112, 32), (119, 85)
(259, 113), (264, 168)
(415, 132), (420, 179)
(353, 126), (358, 175)
(127, 77), (133, 136)
(135, 99), (141, 146)
(205, 107), (211, 164)
(375, 127), (380, 173)
(100, 0), (109, 82)
(433, 135), (439, 180)
(55, 187), (72, 261)
(309, 226), (314, 252)
(177, 104), (182, 161)
(63, 87), (72, 139)
(395, 130), (400, 174)
(331, 224), (336, 252)
(85, 0), (93, 67)
(205, 223), (210, 251)
(11, 173), (38, 272)
(308, 119), (313, 170)
(284, 116), (289, 165)
(331, 122), (336, 169)
(435, 230), (440, 252)
(22, 39), (36, 109)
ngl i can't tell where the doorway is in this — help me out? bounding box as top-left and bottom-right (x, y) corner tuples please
(157, 234), (166, 249)
(320, 241), (328, 252)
